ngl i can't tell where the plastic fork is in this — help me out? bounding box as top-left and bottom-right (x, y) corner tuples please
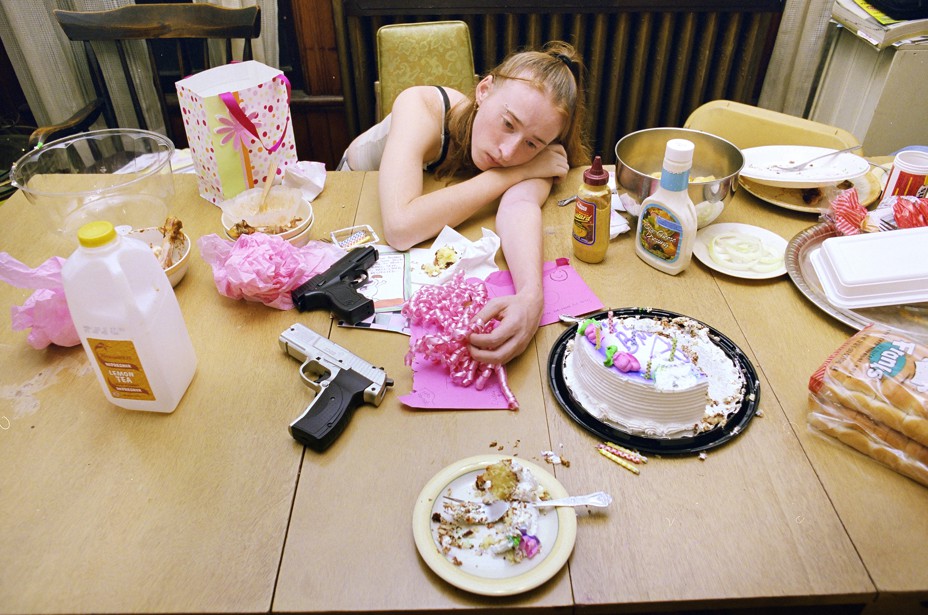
(771, 144), (862, 172)
(879, 216), (898, 232)
(444, 492), (612, 523)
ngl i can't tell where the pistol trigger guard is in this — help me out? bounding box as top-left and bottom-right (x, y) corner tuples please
(350, 271), (370, 290)
(299, 359), (333, 393)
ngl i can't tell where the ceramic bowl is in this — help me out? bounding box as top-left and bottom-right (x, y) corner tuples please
(220, 196), (314, 244)
(615, 127), (744, 228)
(127, 226), (191, 287)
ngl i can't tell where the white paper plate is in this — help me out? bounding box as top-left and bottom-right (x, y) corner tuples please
(741, 146), (870, 188)
(412, 455), (576, 596)
(693, 223), (788, 280)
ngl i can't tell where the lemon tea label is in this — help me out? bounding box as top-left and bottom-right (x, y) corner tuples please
(87, 338), (156, 401)
(638, 204), (683, 263)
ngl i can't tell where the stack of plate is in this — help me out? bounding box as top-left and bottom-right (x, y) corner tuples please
(739, 145), (880, 213)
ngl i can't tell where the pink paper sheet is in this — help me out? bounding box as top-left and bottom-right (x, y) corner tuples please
(399, 258), (602, 409)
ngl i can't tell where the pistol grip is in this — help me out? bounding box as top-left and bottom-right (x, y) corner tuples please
(289, 368), (371, 451)
(327, 284), (374, 325)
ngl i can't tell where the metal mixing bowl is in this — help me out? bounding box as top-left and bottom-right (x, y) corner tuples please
(615, 127), (744, 228)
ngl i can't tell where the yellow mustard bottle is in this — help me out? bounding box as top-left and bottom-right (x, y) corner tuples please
(572, 155), (611, 263)
(635, 138), (697, 275)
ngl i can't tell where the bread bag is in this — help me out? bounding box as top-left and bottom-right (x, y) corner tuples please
(808, 324), (928, 487)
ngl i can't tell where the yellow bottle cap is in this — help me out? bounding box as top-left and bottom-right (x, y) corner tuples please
(77, 221), (117, 248)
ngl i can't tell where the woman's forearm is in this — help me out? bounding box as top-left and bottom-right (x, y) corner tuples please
(379, 166), (527, 250)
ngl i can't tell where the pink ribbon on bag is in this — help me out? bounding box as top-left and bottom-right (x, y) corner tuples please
(218, 73), (292, 154)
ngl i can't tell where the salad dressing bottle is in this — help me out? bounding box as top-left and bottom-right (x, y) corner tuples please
(572, 155), (611, 263)
(635, 139), (697, 275)
(61, 220), (197, 413)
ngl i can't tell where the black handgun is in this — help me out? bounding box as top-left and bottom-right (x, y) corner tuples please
(291, 245), (378, 325)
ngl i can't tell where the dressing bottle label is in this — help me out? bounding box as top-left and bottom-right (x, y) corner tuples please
(573, 198), (598, 246)
(87, 338), (156, 401)
(638, 204), (683, 263)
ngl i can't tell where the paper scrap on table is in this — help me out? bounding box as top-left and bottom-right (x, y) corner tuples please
(282, 160), (326, 202)
(408, 226), (500, 295)
(484, 258), (604, 326)
(337, 311), (411, 336)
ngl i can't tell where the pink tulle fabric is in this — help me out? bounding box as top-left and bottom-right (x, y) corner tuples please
(198, 233), (346, 310)
(0, 253), (80, 349)
(402, 271), (518, 409)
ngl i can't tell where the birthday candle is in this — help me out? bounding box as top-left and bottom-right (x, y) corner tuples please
(603, 441), (648, 464)
(597, 447), (640, 475)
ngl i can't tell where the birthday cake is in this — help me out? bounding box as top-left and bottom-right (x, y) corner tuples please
(562, 313), (745, 437)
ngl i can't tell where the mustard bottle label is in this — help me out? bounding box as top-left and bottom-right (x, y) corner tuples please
(638, 204), (683, 263)
(573, 197), (598, 246)
(87, 338), (156, 401)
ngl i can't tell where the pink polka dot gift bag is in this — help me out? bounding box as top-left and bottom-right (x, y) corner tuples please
(176, 61), (298, 205)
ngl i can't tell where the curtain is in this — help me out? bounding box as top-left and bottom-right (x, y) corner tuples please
(758, 0), (835, 117)
(0, 0), (278, 137)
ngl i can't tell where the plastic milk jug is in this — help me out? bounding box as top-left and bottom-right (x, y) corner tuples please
(572, 155), (612, 263)
(62, 221), (197, 413)
(635, 138), (697, 275)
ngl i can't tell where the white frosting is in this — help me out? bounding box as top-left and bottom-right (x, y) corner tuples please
(563, 315), (744, 437)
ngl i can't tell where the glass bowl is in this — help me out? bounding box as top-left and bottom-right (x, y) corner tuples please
(10, 129), (175, 241)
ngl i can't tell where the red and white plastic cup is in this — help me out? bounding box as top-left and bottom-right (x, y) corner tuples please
(881, 150), (928, 201)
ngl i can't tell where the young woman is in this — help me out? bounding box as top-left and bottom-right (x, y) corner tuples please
(340, 41), (591, 366)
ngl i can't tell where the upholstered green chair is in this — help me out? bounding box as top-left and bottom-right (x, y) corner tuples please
(375, 21), (476, 120)
(684, 100), (862, 153)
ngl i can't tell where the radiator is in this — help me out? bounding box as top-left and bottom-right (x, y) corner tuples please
(335, 1), (784, 162)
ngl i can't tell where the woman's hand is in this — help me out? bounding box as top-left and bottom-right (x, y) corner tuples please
(468, 291), (543, 366)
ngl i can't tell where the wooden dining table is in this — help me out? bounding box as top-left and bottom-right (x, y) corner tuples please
(1, 166), (926, 614)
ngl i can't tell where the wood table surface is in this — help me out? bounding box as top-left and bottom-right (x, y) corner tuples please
(1, 169), (926, 614)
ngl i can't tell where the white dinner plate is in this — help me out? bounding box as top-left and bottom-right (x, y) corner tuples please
(693, 223), (788, 280)
(741, 145), (870, 188)
(411, 454), (577, 596)
(739, 167), (884, 213)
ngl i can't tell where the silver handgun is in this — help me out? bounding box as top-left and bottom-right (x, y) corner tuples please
(279, 323), (393, 451)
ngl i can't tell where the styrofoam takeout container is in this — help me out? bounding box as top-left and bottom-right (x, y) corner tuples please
(810, 226), (928, 309)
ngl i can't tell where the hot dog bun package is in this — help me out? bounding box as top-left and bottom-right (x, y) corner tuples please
(808, 324), (928, 487)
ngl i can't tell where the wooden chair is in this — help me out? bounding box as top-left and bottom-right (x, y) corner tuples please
(29, 3), (261, 148)
(374, 21), (475, 121)
(684, 100), (862, 153)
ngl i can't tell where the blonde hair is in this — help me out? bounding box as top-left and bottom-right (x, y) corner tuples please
(436, 41), (590, 180)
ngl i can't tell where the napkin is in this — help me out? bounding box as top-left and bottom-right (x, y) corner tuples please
(282, 160), (327, 202)
(409, 226), (500, 293)
(0, 253), (79, 349)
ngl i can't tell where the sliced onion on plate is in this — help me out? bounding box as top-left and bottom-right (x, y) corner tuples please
(708, 232), (783, 273)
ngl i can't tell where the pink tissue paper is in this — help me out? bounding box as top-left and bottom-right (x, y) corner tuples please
(0, 253), (79, 349)
(198, 233), (346, 310)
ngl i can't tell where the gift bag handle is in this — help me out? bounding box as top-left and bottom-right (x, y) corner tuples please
(218, 74), (292, 153)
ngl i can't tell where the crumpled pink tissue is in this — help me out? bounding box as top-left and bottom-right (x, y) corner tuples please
(0, 253), (80, 349)
(198, 233), (346, 310)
